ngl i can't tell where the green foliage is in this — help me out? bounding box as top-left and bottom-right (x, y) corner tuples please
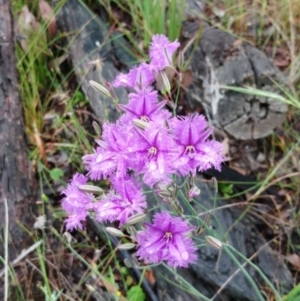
(283, 283), (300, 301)
(99, 0), (186, 48)
(49, 167), (64, 181)
(127, 285), (146, 301)
(14, 1), (92, 187)
(218, 182), (234, 198)
(39, 285), (63, 301)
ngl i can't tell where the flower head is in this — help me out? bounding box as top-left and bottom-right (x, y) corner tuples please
(149, 34), (180, 70)
(92, 179), (146, 227)
(113, 63), (154, 91)
(129, 124), (176, 187)
(61, 173), (93, 230)
(170, 114), (224, 176)
(119, 88), (169, 125)
(83, 122), (134, 180)
(136, 212), (197, 267)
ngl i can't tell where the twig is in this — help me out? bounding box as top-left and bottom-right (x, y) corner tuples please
(211, 235), (279, 300)
(0, 240), (43, 278)
(25, 259), (77, 301)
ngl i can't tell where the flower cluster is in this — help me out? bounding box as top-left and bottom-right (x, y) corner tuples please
(62, 34), (224, 268)
(136, 212), (197, 268)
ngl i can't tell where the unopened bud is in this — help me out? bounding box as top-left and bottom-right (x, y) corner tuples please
(89, 80), (110, 97)
(170, 202), (183, 216)
(124, 258), (140, 269)
(125, 213), (146, 226)
(124, 258), (133, 268)
(203, 213), (211, 226)
(193, 226), (205, 236)
(156, 183), (169, 191)
(176, 204), (184, 215)
(211, 177), (218, 193)
(157, 190), (173, 199)
(92, 121), (102, 136)
(104, 81), (119, 105)
(205, 235), (222, 250)
(127, 226), (137, 239)
(155, 184), (173, 198)
(118, 243), (136, 250)
(189, 185), (201, 198)
(86, 284), (96, 293)
(106, 227), (125, 238)
(133, 119), (150, 130)
(154, 71), (171, 95)
(160, 197), (171, 203)
(77, 184), (104, 194)
(177, 50), (185, 70)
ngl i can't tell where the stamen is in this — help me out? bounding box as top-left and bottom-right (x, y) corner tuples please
(148, 146), (157, 158)
(184, 145), (195, 155)
(164, 231), (172, 242)
(140, 115), (150, 122)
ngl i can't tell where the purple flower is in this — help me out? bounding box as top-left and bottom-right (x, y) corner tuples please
(61, 173), (93, 230)
(129, 124), (176, 187)
(113, 63), (154, 90)
(83, 122), (134, 180)
(149, 34), (180, 70)
(170, 114), (224, 176)
(92, 179), (146, 227)
(136, 212), (197, 268)
(119, 88), (169, 125)
(64, 213), (87, 231)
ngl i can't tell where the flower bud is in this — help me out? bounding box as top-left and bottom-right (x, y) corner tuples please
(92, 121), (102, 136)
(133, 119), (150, 130)
(124, 258), (133, 268)
(193, 205), (199, 214)
(177, 50), (185, 70)
(189, 185), (201, 198)
(89, 80), (110, 97)
(205, 235), (222, 250)
(118, 243), (136, 250)
(157, 190), (172, 198)
(77, 184), (103, 194)
(203, 213), (211, 226)
(211, 177), (218, 193)
(104, 81), (119, 105)
(124, 258), (140, 269)
(154, 71), (171, 95)
(193, 226), (205, 236)
(155, 184), (173, 198)
(158, 183), (178, 200)
(127, 226), (137, 239)
(106, 227), (126, 238)
(170, 201), (183, 216)
(125, 213), (146, 226)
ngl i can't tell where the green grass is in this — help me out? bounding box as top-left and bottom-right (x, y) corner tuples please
(97, 0), (186, 50)
(4, 0), (300, 300)
(14, 0), (93, 181)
